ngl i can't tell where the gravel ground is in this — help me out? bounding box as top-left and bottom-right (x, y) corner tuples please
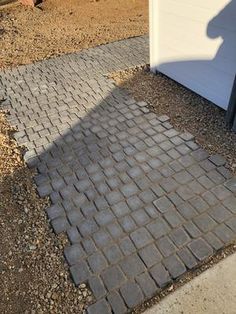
(0, 109), (93, 314)
(0, 0), (148, 69)
(112, 66), (236, 175)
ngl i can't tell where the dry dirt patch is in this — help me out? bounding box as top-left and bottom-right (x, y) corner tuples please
(0, 0), (148, 69)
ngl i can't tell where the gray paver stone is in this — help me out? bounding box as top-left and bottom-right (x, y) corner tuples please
(120, 281), (144, 308)
(150, 263), (172, 288)
(188, 238), (213, 261)
(163, 254), (186, 279)
(64, 244), (85, 266)
(119, 253), (146, 277)
(107, 291), (127, 314)
(88, 276), (107, 299)
(101, 266), (126, 291)
(130, 227), (153, 249)
(70, 260), (91, 285)
(139, 243), (162, 267)
(136, 272), (158, 298)
(88, 251), (108, 274)
(87, 299), (112, 314)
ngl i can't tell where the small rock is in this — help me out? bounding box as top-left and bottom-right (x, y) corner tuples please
(29, 244), (36, 251)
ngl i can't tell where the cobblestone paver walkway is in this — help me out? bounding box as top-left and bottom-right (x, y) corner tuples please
(1, 36), (236, 314)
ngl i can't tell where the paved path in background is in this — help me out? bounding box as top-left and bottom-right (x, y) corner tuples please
(146, 252), (236, 314)
(1, 36), (236, 314)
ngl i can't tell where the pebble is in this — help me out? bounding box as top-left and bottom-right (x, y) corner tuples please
(24, 207), (29, 214)
(29, 244), (36, 250)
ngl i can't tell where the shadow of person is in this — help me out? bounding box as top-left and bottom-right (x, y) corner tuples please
(156, 0), (236, 118)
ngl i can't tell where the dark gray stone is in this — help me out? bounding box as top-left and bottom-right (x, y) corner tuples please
(88, 251), (108, 274)
(147, 218), (170, 239)
(70, 260), (91, 285)
(112, 201), (130, 217)
(119, 215), (137, 233)
(153, 196), (174, 213)
(64, 244), (85, 266)
(213, 224), (235, 244)
(136, 272), (157, 298)
(139, 243), (162, 267)
(120, 182), (139, 198)
(177, 247), (198, 269)
(51, 216), (70, 234)
(150, 263), (172, 288)
(157, 236), (176, 257)
(107, 291), (127, 314)
(119, 253), (146, 277)
(103, 244), (123, 265)
(188, 238), (213, 261)
(130, 227), (153, 249)
(87, 299), (112, 314)
(120, 281), (144, 308)
(119, 236), (136, 256)
(169, 227), (190, 248)
(101, 266), (126, 291)
(163, 254), (186, 279)
(88, 276), (107, 299)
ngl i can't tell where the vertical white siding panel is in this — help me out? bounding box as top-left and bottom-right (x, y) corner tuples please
(150, 0), (236, 110)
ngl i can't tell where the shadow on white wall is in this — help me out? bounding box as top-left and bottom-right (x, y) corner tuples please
(151, 0), (236, 121)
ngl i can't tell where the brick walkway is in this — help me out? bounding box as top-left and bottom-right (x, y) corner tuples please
(1, 36), (236, 314)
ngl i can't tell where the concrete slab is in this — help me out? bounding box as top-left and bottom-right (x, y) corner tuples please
(145, 252), (236, 314)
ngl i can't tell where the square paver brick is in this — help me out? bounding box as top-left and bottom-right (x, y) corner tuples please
(188, 238), (213, 261)
(107, 291), (127, 314)
(136, 272), (157, 298)
(164, 210), (184, 228)
(87, 299), (112, 314)
(156, 236), (176, 257)
(163, 254), (186, 279)
(119, 236), (136, 256)
(70, 260), (91, 285)
(153, 196), (174, 213)
(112, 201), (131, 217)
(88, 251), (108, 274)
(119, 215), (137, 233)
(93, 229), (113, 248)
(88, 276), (107, 299)
(95, 209), (115, 226)
(120, 281), (144, 309)
(208, 204), (232, 223)
(177, 247), (198, 269)
(213, 224), (235, 244)
(64, 244), (85, 266)
(147, 218), (170, 239)
(169, 227), (190, 248)
(120, 183), (139, 198)
(139, 243), (162, 267)
(106, 191), (124, 205)
(107, 222), (124, 240)
(130, 227), (153, 249)
(132, 209), (150, 226)
(101, 266), (126, 291)
(193, 213), (217, 233)
(119, 253), (146, 277)
(150, 263), (171, 288)
(103, 244), (123, 265)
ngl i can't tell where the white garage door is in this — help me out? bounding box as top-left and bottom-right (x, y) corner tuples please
(149, 0), (236, 110)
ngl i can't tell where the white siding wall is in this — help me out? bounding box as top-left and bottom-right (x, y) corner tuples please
(150, 0), (236, 110)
